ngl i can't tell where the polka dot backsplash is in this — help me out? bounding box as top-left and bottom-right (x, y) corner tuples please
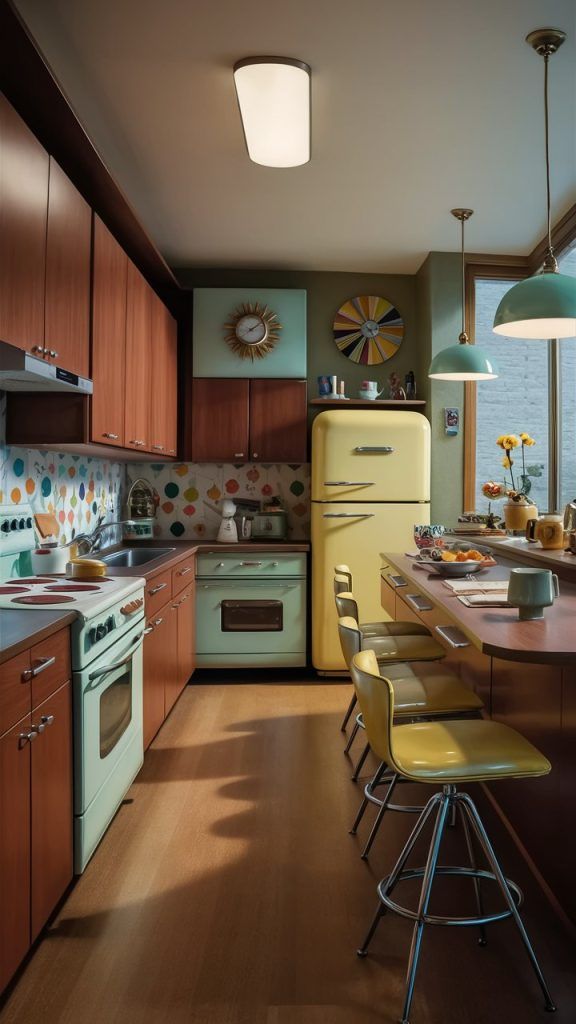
(128, 462), (311, 540)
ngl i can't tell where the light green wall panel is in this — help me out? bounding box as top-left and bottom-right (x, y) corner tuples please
(193, 288), (307, 377)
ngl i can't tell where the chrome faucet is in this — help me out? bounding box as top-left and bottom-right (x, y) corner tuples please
(74, 518), (136, 556)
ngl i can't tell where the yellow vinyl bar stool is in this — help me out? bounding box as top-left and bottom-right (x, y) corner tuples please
(350, 649), (555, 1024)
(334, 564), (431, 639)
(339, 616), (483, 853)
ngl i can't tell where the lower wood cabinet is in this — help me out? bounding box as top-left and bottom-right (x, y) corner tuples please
(0, 628), (73, 994)
(143, 564), (196, 750)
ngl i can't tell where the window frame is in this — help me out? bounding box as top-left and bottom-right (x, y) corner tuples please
(463, 203), (576, 513)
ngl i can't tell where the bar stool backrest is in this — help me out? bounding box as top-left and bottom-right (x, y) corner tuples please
(333, 574), (351, 597)
(337, 615), (362, 668)
(334, 564), (353, 589)
(335, 591), (359, 621)
(350, 649), (395, 766)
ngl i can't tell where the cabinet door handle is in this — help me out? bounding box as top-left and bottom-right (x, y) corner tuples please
(177, 566), (192, 576)
(151, 444), (165, 451)
(252, 452), (259, 458)
(148, 582), (167, 595)
(434, 625), (470, 649)
(354, 445), (395, 454)
(240, 561), (262, 566)
(32, 345), (46, 355)
(49, 350), (58, 359)
(23, 655), (56, 681)
(19, 731), (38, 748)
(153, 617), (163, 627)
(130, 439), (146, 447)
(143, 625), (155, 635)
(234, 452), (245, 458)
(405, 593), (433, 612)
(102, 432), (119, 440)
(32, 714), (55, 734)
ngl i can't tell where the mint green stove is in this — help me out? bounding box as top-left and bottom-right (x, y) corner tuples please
(195, 551), (307, 667)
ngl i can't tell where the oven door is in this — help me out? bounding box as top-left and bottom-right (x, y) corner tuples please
(196, 578), (306, 660)
(74, 622), (144, 815)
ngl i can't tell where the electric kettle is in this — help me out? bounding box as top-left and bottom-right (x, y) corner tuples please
(564, 499), (576, 533)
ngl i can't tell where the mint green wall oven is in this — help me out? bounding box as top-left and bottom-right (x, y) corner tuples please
(195, 552), (307, 667)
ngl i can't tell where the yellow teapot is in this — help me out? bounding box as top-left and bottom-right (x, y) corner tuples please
(525, 513), (565, 550)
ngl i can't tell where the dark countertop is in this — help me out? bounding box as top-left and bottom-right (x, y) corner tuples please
(0, 540), (309, 662)
(0, 609), (76, 664)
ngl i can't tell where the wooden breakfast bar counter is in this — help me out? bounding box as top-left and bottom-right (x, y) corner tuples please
(380, 549), (576, 927)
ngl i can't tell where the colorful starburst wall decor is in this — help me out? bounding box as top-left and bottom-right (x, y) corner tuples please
(333, 295), (404, 364)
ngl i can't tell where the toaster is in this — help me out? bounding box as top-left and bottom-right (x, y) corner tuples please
(251, 511), (288, 540)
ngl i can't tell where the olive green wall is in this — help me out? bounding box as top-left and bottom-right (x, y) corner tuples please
(417, 252), (465, 524)
(180, 261), (464, 523)
(178, 268), (421, 404)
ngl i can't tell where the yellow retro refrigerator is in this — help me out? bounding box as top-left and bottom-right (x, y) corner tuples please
(311, 410), (431, 671)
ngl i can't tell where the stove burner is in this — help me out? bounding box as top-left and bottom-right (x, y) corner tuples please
(0, 586), (30, 594)
(12, 594), (75, 605)
(45, 584), (101, 593)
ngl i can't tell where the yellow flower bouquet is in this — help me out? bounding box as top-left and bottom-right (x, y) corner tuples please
(495, 432), (538, 501)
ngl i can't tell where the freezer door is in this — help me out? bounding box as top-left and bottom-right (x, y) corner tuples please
(311, 501), (430, 671)
(311, 409), (430, 502)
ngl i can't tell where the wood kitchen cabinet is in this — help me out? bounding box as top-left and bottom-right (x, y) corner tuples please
(31, 681), (73, 940)
(143, 609), (170, 751)
(0, 626), (73, 994)
(0, 713), (32, 994)
(91, 214), (128, 447)
(150, 293), (178, 457)
(0, 93), (49, 353)
(170, 583), (195, 710)
(191, 378), (250, 461)
(44, 158), (91, 377)
(125, 260), (152, 452)
(249, 379), (308, 462)
(190, 378), (307, 463)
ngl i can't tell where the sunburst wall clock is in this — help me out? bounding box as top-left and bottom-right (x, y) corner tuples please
(333, 295), (404, 364)
(224, 302), (282, 361)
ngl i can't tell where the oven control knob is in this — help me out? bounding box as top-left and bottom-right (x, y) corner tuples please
(106, 616), (115, 633)
(89, 627), (98, 645)
(18, 518), (26, 529)
(1, 521), (9, 534)
(96, 623), (107, 641)
(26, 517), (33, 529)
(10, 519), (18, 531)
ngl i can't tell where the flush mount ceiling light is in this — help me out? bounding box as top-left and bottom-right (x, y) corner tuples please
(233, 57), (310, 167)
(493, 28), (576, 339)
(429, 210), (499, 381)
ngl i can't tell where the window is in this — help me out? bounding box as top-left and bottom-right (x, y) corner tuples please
(472, 276), (550, 513)
(558, 239), (576, 507)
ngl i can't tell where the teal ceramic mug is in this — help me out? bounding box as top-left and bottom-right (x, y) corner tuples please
(507, 568), (560, 620)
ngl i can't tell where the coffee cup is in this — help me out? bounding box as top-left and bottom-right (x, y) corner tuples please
(507, 567), (559, 620)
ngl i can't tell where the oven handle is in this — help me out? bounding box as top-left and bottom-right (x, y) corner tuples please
(200, 582), (302, 590)
(88, 632), (145, 681)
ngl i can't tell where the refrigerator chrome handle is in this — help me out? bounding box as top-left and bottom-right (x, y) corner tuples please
(321, 513), (375, 519)
(354, 446), (395, 453)
(323, 481), (375, 486)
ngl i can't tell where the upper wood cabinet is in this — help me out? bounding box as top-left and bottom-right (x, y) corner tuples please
(191, 378), (250, 462)
(44, 158), (91, 377)
(249, 379), (308, 462)
(150, 294), (178, 457)
(0, 93), (49, 353)
(125, 260), (152, 452)
(190, 378), (307, 463)
(91, 215), (128, 448)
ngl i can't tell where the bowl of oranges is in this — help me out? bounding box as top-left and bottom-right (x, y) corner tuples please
(415, 543), (496, 577)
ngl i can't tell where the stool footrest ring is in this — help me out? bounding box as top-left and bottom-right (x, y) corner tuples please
(377, 865), (523, 926)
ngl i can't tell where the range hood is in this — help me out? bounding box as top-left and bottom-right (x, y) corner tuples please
(0, 342), (92, 394)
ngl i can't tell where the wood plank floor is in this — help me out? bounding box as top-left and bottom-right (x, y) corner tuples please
(1, 681), (575, 1024)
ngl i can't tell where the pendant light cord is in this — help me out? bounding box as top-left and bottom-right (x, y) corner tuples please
(461, 215), (466, 337)
(544, 52), (553, 259)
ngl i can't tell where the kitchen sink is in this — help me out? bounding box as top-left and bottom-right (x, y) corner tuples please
(98, 547), (175, 567)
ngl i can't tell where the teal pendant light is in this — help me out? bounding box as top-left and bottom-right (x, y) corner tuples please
(429, 209), (498, 381)
(494, 28), (576, 340)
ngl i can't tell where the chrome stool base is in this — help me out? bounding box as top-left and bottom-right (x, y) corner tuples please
(357, 785), (556, 1023)
(350, 765), (425, 859)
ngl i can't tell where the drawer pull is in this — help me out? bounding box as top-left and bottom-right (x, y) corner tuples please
(19, 731), (38, 747)
(234, 453), (245, 458)
(148, 582), (167, 595)
(23, 655), (57, 681)
(151, 444), (165, 451)
(405, 593), (433, 612)
(153, 617), (163, 627)
(177, 566), (192, 576)
(435, 625), (470, 649)
(32, 714), (55, 734)
(240, 561), (263, 566)
(143, 625), (155, 635)
(102, 432), (119, 440)
(387, 574), (407, 588)
(130, 439), (146, 447)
